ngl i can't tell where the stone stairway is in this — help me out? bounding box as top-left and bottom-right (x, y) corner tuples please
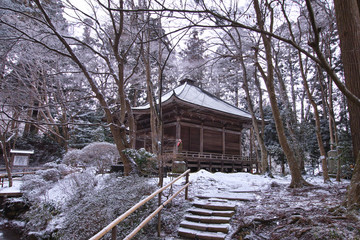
(177, 199), (236, 240)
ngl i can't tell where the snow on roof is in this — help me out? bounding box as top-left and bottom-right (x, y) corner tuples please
(133, 82), (252, 119)
(10, 149), (34, 154)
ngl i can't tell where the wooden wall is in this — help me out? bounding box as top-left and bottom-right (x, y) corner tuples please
(225, 133), (240, 155)
(181, 126), (200, 152)
(203, 129), (222, 153)
(136, 122), (242, 155)
(163, 125), (176, 151)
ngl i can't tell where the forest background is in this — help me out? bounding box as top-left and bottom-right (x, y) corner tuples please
(0, 0), (360, 208)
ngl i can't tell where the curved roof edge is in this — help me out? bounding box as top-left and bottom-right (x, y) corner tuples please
(133, 82), (254, 120)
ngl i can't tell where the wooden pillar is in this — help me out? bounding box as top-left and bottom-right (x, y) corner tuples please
(222, 127), (226, 155)
(252, 127), (258, 163)
(239, 129), (242, 156)
(269, 154), (272, 172)
(176, 118), (181, 153)
(200, 123), (204, 154)
(250, 128), (253, 159)
(132, 123), (137, 149)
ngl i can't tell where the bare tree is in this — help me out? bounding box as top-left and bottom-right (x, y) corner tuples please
(236, 32), (270, 175)
(252, 0), (309, 187)
(0, 105), (20, 187)
(22, 0), (142, 175)
(278, 1), (330, 182)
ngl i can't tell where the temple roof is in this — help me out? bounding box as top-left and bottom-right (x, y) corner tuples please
(133, 80), (253, 120)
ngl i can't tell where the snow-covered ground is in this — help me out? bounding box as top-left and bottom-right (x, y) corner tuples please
(0, 178), (22, 194)
(165, 170), (358, 239)
(1, 169), (358, 239)
(169, 169), (342, 205)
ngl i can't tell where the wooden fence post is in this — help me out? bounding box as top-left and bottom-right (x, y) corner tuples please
(111, 226), (117, 240)
(185, 171), (189, 200)
(157, 191), (162, 237)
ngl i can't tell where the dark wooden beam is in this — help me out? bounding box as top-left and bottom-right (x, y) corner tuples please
(200, 124), (204, 154)
(222, 127), (226, 155)
(176, 118), (181, 153)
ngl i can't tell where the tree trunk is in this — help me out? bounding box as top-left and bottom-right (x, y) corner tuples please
(333, 1), (360, 161)
(0, 137), (12, 187)
(274, 51), (305, 172)
(299, 54), (330, 183)
(346, 151), (360, 208)
(239, 43), (269, 175)
(253, 0), (309, 187)
(333, 0), (360, 207)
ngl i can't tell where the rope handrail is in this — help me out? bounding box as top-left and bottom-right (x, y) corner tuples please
(89, 169), (191, 240)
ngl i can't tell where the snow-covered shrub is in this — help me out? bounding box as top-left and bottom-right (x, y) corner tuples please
(21, 163), (160, 239)
(123, 148), (157, 176)
(21, 163), (76, 204)
(62, 149), (83, 167)
(59, 175), (157, 239)
(62, 142), (119, 173)
(43, 162), (73, 177)
(23, 201), (60, 234)
(37, 168), (62, 182)
(80, 142), (119, 170)
(65, 169), (98, 199)
(21, 175), (49, 201)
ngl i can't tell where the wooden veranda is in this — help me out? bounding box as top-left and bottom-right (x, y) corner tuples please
(164, 151), (258, 173)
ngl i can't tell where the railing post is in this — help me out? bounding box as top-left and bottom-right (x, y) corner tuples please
(111, 226), (117, 240)
(157, 192), (162, 237)
(185, 171), (189, 200)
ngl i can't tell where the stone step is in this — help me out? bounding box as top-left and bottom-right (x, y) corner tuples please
(196, 193), (256, 201)
(193, 201), (236, 211)
(184, 214), (231, 224)
(207, 198), (229, 203)
(180, 220), (230, 233)
(178, 227), (227, 240)
(188, 207), (234, 217)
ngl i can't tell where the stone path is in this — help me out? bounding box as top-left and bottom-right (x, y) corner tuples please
(177, 192), (257, 239)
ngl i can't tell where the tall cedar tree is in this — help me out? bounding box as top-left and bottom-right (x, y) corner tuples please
(333, 0), (360, 208)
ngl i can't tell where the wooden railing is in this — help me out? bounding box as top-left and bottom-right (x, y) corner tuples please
(181, 151), (256, 162)
(89, 169), (191, 240)
(164, 150), (257, 162)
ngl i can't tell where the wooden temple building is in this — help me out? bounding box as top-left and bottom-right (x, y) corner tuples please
(133, 79), (259, 173)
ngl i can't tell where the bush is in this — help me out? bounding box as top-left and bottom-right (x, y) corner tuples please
(23, 201), (61, 233)
(62, 142), (120, 173)
(43, 162), (73, 177)
(21, 175), (49, 201)
(62, 149), (83, 167)
(20, 162), (160, 240)
(21, 163), (76, 205)
(59, 175), (157, 239)
(123, 148), (157, 176)
(38, 168), (62, 182)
